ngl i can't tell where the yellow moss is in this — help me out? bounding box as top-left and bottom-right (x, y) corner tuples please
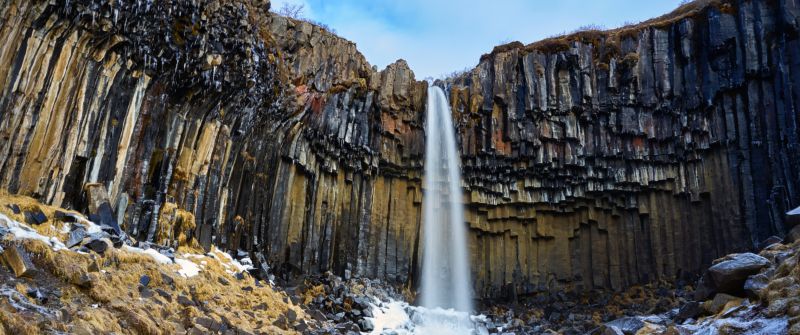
(0, 196), (301, 334)
(303, 284), (325, 305)
(156, 202), (198, 249)
(0, 302), (39, 335)
(622, 52), (640, 67)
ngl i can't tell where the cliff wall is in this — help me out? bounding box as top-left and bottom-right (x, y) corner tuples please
(0, 0), (798, 299)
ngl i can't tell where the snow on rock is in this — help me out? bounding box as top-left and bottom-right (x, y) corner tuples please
(209, 247), (253, 274)
(175, 258), (201, 278)
(122, 245), (173, 265)
(0, 213), (67, 251)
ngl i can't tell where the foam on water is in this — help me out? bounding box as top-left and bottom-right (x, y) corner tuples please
(364, 299), (488, 335)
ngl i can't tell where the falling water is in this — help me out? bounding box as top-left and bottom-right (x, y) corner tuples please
(421, 86), (473, 313)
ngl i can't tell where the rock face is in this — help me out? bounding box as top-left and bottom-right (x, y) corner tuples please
(446, 0), (800, 296)
(0, 0), (798, 299)
(0, 0), (427, 292)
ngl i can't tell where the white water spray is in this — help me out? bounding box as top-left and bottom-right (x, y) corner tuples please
(421, 86), (473, 313)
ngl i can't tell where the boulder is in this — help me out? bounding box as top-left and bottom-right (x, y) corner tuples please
(2, 244), (37, 277)
(600, 325), (625, 335)
(23, 209), (48, 225)
(702, 293), (741, 314)
(693, 272), (717, 301)
(54, 210), (79, 223)
(66, 227), (87, 248)
(708, 253), (770, 294)
(85, 238), (112, 254)
(84, 184), (121, 235)
(604, 317), (644, 335)
(759, 236), (783, 249)
(743, 273), (770, 299)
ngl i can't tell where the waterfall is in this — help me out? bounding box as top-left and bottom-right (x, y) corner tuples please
(421, 86), (473, 313)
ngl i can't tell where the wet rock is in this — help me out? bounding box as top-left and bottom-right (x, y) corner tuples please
(693, 272), (717, 301)
(294, 319), (310, 332)
(708, 253), (770, 294)
(2, 244), (37, 277)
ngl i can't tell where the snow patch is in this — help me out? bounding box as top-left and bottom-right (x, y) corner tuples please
(122, 245), (173, 264)
(208, 247), (253, 274)
(175, 258), (201, 278)
(0, 213), (67, 251)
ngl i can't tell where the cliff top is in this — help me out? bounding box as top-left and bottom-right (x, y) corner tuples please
(480, 0), (732, 62)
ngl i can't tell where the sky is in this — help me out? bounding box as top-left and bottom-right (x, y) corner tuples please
(270, 0), (687, 79)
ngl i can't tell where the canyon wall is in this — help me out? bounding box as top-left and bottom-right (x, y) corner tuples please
(449, 0), (800, 296)
(0, 0), (798, 299)
(0, 0), (428, 289)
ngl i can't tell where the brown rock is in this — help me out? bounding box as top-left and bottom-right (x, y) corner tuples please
(2, 244), (37, 277)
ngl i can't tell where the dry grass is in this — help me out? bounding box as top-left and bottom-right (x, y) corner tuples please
(0, 197), (301, 334)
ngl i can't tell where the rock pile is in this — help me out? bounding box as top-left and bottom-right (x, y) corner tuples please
(601, 236), (800, 334)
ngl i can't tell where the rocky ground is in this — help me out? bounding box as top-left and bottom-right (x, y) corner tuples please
(0, 194), (305, 335)
(467, 233), (800, 335)
(1, 192), (799, 334)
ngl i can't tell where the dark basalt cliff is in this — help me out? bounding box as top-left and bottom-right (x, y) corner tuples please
(0, 0), (798, 300)
(450, 0), (800, 297)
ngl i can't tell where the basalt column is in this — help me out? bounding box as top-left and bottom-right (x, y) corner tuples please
(0, 0), (798, 299)
(448, 0), (800, 297)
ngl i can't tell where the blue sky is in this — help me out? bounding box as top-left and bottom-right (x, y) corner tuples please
(270, 0), (686, 79)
